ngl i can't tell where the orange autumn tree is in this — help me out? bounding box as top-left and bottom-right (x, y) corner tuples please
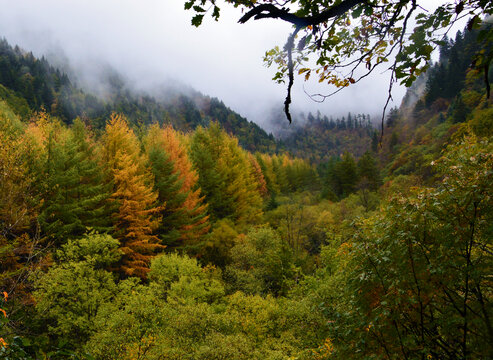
(144, 124), (209, 250)
(102, 114), (163, 279)
(160, 126), (210, 245)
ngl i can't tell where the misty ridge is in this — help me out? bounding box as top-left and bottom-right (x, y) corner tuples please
(0, 36), (388, 161)
(43, 42), (385, 135)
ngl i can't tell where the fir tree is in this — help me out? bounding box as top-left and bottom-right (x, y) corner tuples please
(357, 151), (381, 191)
(103, 114), (163, 279)
(145, 124), (209, 250)
(190, 123), (262, 227)
(38, 119), (112, 242)
(327, 152), (359, 198)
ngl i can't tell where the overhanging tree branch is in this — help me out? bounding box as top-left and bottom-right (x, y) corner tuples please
(238, 0), (369, 26)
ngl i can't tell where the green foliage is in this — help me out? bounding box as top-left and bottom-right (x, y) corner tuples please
(84, 279), (161, 360)
(330, 134), (493, 359)
(325, 152), (359, 199)
(470, 104), (493, 137)
(357, 151), (381, 191)
(0, 84), (31, 120)
(146, 145), (188, 247)
(38, 119), (113, 242)
(190, 123), (263, 227)
(149, 252), (224, 304)
(225, 227), (294, 296)
(86, 252), (306, 359)
(265, 194), (328, 255)
(32, 232), (120, 342)
(0, 97), (25, 135)
(199, 218), (239, 267)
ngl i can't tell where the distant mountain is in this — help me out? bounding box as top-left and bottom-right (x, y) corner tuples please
(0, 38), (278, 153)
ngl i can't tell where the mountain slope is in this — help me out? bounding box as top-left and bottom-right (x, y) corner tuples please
(0, 38), (278, 153)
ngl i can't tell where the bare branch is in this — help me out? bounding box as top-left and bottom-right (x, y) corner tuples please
(284, 27), (302, 123)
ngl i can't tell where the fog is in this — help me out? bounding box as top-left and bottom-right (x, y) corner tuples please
(0, 0), (457, 129)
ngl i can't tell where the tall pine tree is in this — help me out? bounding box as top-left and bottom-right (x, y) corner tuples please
(38, 119), (112, 242)
(190, 123), (262, 228)
(144, 124), (209, 250)
(103, 113), (163, 279)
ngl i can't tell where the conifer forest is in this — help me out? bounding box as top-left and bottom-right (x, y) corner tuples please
(0, 1), (492, 359)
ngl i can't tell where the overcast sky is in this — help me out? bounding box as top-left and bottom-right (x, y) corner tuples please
(0, 0), (459, 128)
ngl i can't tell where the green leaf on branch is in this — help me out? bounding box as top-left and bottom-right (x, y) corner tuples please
(192, 14), (204, 27)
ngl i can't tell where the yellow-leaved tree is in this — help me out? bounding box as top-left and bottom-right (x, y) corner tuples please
(102, 114), (163, 279)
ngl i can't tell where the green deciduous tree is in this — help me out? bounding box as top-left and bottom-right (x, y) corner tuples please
(225, 227), (294, 296)
(32, 232), (120, 344)
(331, 132), (493, 359)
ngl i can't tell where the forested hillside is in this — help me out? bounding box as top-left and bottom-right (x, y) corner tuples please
(278, 111), (377, 163)
(0, 38), (277, 153)
(1, 20), (492, 360)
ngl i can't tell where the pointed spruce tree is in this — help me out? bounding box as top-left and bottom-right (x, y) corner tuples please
(145, 124), (209, 250)
(37, 118), (112, 243)
(103, 113), (163, 279)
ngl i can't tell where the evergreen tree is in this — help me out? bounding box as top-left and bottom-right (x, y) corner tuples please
(321, 156), (340, 201)
(145, 124), (209, 249)
(190, 124), (230, 221)
(38, 119), (112, 242)
(103, 114), (163, 279)
(190, 123), (262, 228)
(357, 151), (381, 191)
(371, 130), (379, 152)
(347, 112), (353, 129)
(389, 131), (400, 152)
(147, 145), (186, 248)
(332, 152), (359, 198)
(450, 93), (469, 123)
(385, 107), (399, 127)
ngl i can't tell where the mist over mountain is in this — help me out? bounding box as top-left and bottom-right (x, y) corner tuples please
(0, 0), (416, 131)
(0, 36), (388, 160)
(0, 37), (280, 153)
